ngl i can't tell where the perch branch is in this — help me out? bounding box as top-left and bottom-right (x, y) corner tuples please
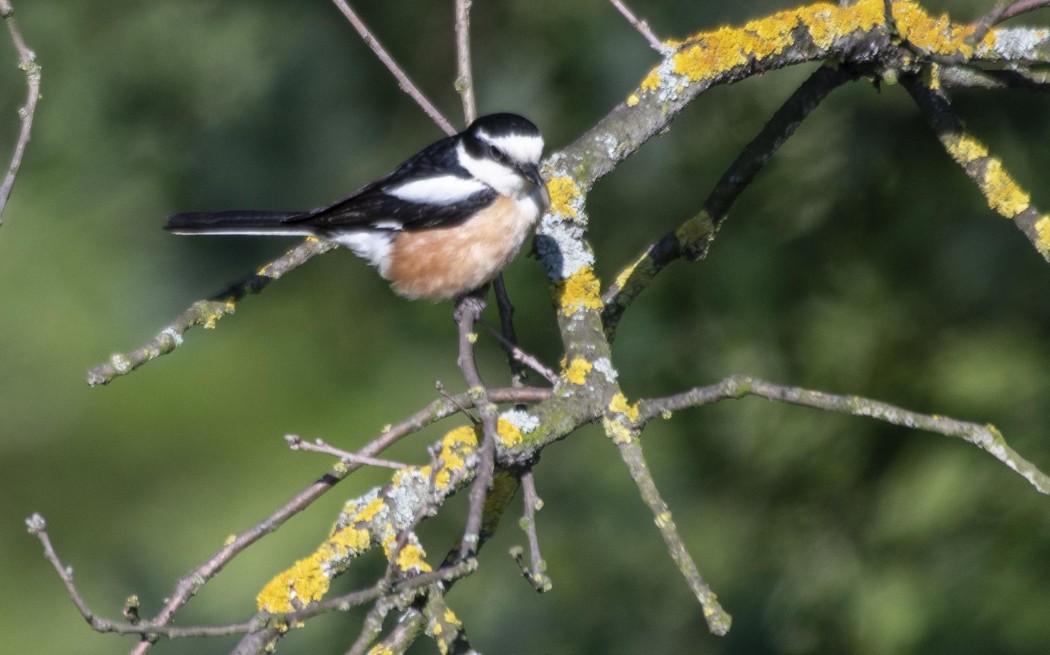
(454, 292), (501, 559)
(87, 238), (336, 386)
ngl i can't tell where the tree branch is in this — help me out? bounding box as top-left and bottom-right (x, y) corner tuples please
(329, 0), (456, 136)
(601, 64), (856, 338)
(0, 0), (41, 226)
(454, 0), (476, 124)
(87, 238), (337, 386)
(902, 74), (1050, 263)
(638, 375), (1050, 494)
(608, 0), (666, 53)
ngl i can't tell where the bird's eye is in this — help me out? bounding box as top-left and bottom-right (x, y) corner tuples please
(487, 143), (507, 163)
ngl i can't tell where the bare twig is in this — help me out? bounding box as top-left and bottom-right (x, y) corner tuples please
(454, 0), (476, 124)
(608, 0), (666, 53)
(970, 0), (1050, 44)
(492, 275), (529, 386)
(330, 0), (456, 136)
(0, 0), (41, 225)
(27, 514), (260, 639)
(638, 375), (1050, 494)
(454, 292), (500, 559)
(479, 319), (559, 384)
(511, 468), (551, 592)
(1000, 0), (1050, 21)
(285, 434), (408, 469)
(970, 0), (1015, 44)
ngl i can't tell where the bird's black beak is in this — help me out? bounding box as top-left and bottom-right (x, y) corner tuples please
(520, 162), (550, 208)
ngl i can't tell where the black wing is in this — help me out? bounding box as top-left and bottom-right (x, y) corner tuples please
(288, 135), (498, 233)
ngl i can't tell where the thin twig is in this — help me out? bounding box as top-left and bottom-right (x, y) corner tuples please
(969, 0), (1014, 44)
(330, 0), (456, 136)
(1000, 0), (1050, 21)
(479, 319), (559, 384)
(638, 375), (1050, 495)
(115, 386), (545, 654)
(492, 275), (529, 386)
(601, 65), (855, 338)
(511, 468), (551, 592)
(285, 434), (408, 469)
(610, 434), (732, 635)
(454, 0), (476, 124)
(0, 0), (41, 225)
(454, 292), (500, 559)
(969, 0), (1050, 44)
(608, 0), (666, 53)
(26, 514), (261, 639)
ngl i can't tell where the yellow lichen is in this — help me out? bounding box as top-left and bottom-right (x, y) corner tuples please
(608, 393), (640, 422)
(380, 532), (397, 558)
(201, 299), (235, 329)
(257, 557), (329, 613)
(602, 416), (635, 445)
(981, 159), (1030, 218)
(626, 93), (640, 107)
(444, 607), (462, 627)
(672, 0), (883, 83)
(675, 211), (715, 249)
(1034, 215), (1050, 258)
(562, 357), (593, 385)
(349, 497), (385, 524)
(547, 176), (581, 218)
(945, 133), (989, 163)
(640, 68), (662, 93)
(554, 266), (603, 315)
(890, 0), (992, 57)
(433, 426), (478, 489)
(256, 515), (377, 612)
(367, 646), (395, 655)
(496, 417), (523, 447)
(395, 543), (433, 573)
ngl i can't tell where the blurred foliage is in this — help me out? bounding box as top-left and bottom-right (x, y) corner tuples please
(2, 0), (1049, 654)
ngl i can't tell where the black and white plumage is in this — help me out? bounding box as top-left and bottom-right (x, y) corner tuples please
(166, 113), (548, 300)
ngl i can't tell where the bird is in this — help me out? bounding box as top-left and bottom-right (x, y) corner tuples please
(165, 113), (549, 301)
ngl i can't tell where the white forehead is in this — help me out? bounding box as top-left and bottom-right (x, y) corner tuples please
(477, 129), (544, 164)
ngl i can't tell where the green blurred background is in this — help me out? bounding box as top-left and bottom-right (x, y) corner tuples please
(2, 1), (1049, 653)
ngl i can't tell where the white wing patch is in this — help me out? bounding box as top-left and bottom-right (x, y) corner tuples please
(330, 230), (394, 275)
(386, 175), (488, 205)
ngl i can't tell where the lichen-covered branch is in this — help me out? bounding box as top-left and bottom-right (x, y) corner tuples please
(638, 375), (1050, 494)
(87, 238), (337, 386)
(601, 64), (856, 337)
(902, 73), (1050, 262)
(52, 2), (1050, 652)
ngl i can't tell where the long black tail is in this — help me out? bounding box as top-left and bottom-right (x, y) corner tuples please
(165, 210), (311, 236)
